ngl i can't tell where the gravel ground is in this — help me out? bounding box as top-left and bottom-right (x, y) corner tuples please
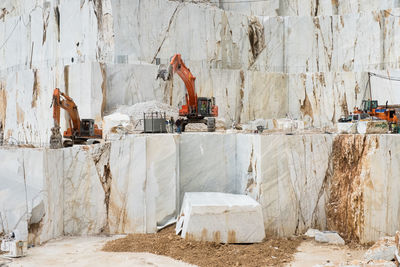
(103, 225), (302, 267)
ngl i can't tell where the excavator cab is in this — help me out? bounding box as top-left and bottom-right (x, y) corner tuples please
(197, 97), (213, 116)
(80, 119), (95, 137)
(361, 100), (378, 112)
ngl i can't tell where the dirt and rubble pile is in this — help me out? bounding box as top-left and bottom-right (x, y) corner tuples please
(103, 225), (302, 267)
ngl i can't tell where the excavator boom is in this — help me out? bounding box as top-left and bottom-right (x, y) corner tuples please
(52, 88), (81, 133)
(169, 54), (198, 114)
(168, 54), (218, 119)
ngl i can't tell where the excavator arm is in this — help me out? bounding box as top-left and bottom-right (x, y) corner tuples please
(52, 88), (81, 135)
(169, 54), (198, 115)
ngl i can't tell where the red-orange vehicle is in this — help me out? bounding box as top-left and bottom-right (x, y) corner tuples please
(353, 100), (399, 124)
(168, 54), (218, 131)
(52, 88), (102, 146)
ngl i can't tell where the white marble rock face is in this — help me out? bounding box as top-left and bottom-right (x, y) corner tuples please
(104, 63), (164, 112)
(0, 148), (63, 245)
(168, 0), (400, 17)
(360, 135), (400, 243)
(146, 135), (180, 227)
(108, 134), (179, 233)
(0, 0), (113, 71)
(108, 136), (147, 233)
(237, 134), (328, 236)
(288, 71), (369, 128)
(63, 145), (108, 235)
(0, 134), (180, 242)
(179, 133), (236, 203)
(176, 192), (265, 243)
(2, 133), (400, 244)
(253, 134), (331, 236)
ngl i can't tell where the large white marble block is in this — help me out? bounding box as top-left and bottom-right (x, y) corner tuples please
(176, 192), (265, 243)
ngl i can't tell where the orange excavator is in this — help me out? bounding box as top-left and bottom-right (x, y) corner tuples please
(50, 88), (102, 148)
(353, 100), (399, 123)
(161, 54), (218, 131)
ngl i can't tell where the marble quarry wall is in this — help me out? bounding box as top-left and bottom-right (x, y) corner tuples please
(0, 134), (179, 244)
(211, 0), (400, 17)
(1, 133), (400, 245)
(2, 0), (400, 144)
(2, 0), (400, 247)
(326, 134), (400, 243)
(0, 61), (374, 145)
(0, 147), (63, 245)
(0, 63), (104, 146)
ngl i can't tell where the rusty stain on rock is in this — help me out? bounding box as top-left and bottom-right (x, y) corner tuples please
(108, 197), (133, 233)
(248, 16), (265, 67)
(185, 233), (195, 241)
(237, 70), (245, 124)
(0, 84), (7, 128)
(16, 103), (25, 124)
(64, 65), (69, 95)
(92, 143), (112, 233)
(326, 135), (369, 242)
(201, 228), (208, 241)
(248, 146), (253, 173)
(246, 178), (256, 193)
(31, 69), (40, 108)
(300, 93), (314, 121)
(227, 230), (236, 243)
(28, 217), (44, 245)
(213, 231), (221, 243)
(100, 63), (107, 118)
(54, 6), (60, 42)
(42, 6), (50, 45)
(0, 8), (9, 21)
(341, 93), (349, 117)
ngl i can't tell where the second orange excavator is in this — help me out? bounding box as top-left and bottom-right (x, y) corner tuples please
(159, 54), (218, 132)
(50, 88), (102, 147)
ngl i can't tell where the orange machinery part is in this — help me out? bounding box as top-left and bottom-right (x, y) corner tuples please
(169, 54), (198, 116)
(353, 106), (398, 124)
(52, 88), (81, 138)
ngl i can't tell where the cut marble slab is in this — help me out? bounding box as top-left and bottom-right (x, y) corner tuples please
(176, 192), (265, 243)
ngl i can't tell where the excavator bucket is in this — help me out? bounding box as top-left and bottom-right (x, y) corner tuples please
(49, 125), (63, 149)
(156, 64), (172, 81)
